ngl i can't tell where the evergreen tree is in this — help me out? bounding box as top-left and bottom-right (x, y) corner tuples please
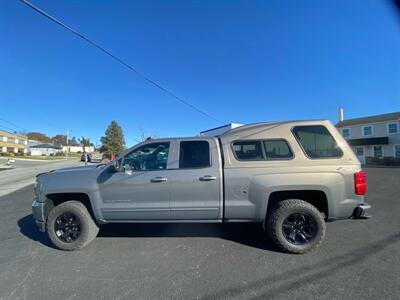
(100, 121), (125, 157)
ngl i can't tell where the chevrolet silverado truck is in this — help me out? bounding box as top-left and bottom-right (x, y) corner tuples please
(32, 120), (370, 253)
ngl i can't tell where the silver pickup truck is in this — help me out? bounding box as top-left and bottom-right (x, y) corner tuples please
(32, 120), (370, 253)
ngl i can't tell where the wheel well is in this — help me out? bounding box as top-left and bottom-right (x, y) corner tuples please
(267, 190), (329, 218)
(45, 193), (96, 221)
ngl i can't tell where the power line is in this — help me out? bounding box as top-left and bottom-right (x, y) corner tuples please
(20, 0), (224, 124)
(0, 124), (17, 132)
(0, 117), (68, 134)
(0, 118), (29, 132)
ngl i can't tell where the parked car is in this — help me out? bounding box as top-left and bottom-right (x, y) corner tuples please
(32, 120), (370, 253)
(80, 152), (92, 162)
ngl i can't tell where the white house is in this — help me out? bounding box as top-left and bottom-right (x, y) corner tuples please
(336, 110), (400, 164)
(62, 146), (95, 153)
(30, 143), (62, 156)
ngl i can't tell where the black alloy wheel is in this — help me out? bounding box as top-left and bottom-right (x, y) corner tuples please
(54, 212), (81, 243)
(282, 212), (317, 245)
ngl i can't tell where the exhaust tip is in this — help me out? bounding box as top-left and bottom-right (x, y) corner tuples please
(353, 203), (371, 219)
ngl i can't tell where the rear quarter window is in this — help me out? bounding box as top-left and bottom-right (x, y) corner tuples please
(263, 140), (293, 159)
(292, 125), (343, 158)
(232, 141), (263, 160)
(232, 139), (293, 161)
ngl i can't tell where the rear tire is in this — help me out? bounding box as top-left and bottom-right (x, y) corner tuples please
(266, 199), (326, 254)
(46, 200), (99, 251)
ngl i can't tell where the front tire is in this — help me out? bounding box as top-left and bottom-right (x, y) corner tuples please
(46, 201), (99, 251)
(267, 199), (326, 254)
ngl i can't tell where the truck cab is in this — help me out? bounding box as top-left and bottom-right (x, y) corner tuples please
(99, 137), (224, 221)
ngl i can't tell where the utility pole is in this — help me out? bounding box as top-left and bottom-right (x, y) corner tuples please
(81, 136), (87, 165)
(66, 129), (69, 160)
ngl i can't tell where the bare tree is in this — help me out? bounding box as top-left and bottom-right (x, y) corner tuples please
(137, 126), (160, 142)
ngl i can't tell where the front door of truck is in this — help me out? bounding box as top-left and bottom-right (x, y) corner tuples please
(168, 139), (222, 220)
(98, 141), (172, 220)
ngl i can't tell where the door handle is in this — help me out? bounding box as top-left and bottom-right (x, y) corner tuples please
(199, 175), (217, 181)
(150, 177), (168, 183)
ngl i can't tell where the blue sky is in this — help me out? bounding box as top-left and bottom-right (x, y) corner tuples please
(1, 0), (399, 146)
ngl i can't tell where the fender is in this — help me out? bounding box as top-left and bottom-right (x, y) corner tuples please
(38, 168), (104, 222)
(248, 172), (344, 221)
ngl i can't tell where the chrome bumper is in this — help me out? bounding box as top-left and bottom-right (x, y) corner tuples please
(32, 199), (46, 232)
(352, 203), (371, 219)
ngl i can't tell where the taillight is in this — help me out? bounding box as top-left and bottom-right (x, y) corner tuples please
(354, 171), (366, 195)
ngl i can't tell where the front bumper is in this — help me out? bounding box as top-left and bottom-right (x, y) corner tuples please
(352, 203), (371, 219)
(32, 198), (46, 232)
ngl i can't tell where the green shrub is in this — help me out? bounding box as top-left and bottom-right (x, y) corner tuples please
(0, 152), (11, 157)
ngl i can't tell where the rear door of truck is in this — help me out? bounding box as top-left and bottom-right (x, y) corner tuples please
(168, 138), (223, 220)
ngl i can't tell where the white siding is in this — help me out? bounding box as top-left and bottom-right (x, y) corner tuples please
(338, 120), (400, 158)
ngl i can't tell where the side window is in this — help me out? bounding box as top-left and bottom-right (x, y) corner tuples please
(292, 125), (343, 158)
(122, 142), (170, 171)
(232, 141), (263, 160)
(263, 140), (293, 159)
(179, 141), (210, 169)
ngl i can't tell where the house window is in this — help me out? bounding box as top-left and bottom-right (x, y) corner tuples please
(373, 146), (383, 158)
(395, 145), (400, 159)
(341, 128), (351, 138)
(363, 126), (373, 136)
(388, 123), (399, 134)
(355, 147), (364, 156)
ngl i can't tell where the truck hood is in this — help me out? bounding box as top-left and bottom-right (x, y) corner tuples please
(36, 164), (102, 178)
(53, 164), (100, 173)
(37, 164), (107, 194)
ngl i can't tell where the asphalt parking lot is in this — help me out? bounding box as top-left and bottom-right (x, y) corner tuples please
(0, 167), (399, 300)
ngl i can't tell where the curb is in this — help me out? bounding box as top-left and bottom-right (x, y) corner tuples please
(0, 157), (77, 162)
(0, 166), (14, 170)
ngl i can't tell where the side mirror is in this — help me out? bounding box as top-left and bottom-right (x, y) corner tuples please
(108, 160), (120, 173)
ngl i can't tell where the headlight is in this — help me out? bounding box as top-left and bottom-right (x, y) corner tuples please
(34, 180), (38, 197)
(34, 180), (42, 198)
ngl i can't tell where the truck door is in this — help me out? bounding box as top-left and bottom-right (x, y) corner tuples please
(98, 141), (172, 220)
(169, 139), (223, 220)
